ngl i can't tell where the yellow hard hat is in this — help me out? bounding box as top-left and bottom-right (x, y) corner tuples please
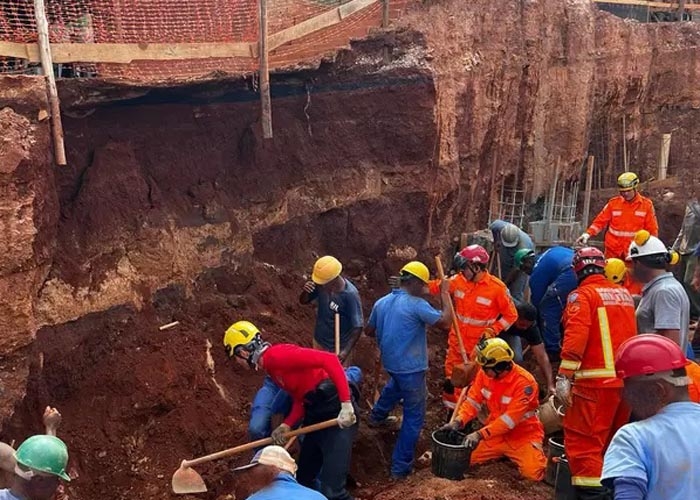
(475, 338), (514, 367)
(223, 320), (261, 358)
(400, 261), (430, 283)
(617, 172), (639, 191)
(604, 258), (626, 284)
(311, 256), (342, 285)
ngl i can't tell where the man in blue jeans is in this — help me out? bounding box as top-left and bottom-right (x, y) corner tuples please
(365, 261), (453, 479)
(515, 246), (577, 361)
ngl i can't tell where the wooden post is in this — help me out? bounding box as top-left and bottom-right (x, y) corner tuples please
(259, 0), (273, 139)
(34, 0), (66, 165)
(545, 157), (560, 243)
(678, 0), (687, 21)
(583, 155), (595, 227)
(658, 133), (671, 180)
(622, 115), (628, 172)
(382, 0), (390, 27)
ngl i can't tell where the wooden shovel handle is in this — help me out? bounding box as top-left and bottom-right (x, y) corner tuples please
(450, 386), (468, 423)
(181, 418), (338, 468)
(435, 256), (470, 364)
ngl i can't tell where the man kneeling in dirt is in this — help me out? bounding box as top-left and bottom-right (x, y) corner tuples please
(441, 338), (546, 481)
(224, 320), (360, 500)
(0, 434), (71, 500)
(233, 445), (325, 499)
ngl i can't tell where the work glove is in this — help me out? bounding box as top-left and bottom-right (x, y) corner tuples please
(271, 423), (291, 446)
(439, 420), (461, 432)
(337, 401), (357, 428)
(481, 327), (496, 339)
(329, 301), (339, 313)
(463, 431), (482, 450)
(42, 406), (62, 435)
(555, 375), (573, 409)
(575, 233), (590, 246)
(303, 281), (316, 294)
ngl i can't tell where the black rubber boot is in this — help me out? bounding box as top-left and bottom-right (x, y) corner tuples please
(574, 486), (612, 500)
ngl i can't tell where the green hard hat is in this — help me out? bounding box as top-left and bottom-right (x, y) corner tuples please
(514, 248), (536, 268)
(14, 435), (71, 481)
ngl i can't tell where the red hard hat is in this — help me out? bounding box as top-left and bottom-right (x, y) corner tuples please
(459, 245), (490, 264)
(615, 334), (687, 379)
(572, 247), (605, 274)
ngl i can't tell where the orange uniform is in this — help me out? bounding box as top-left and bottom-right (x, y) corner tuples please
(687, 361), (700, 403)
(455, 364), (546, 480)
(585, 193), (658, 260)
(429, 272), (517, 407)
(559, 274), (637, 489)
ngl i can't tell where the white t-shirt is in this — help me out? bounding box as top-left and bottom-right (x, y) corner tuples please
(0, 489), (21, 500)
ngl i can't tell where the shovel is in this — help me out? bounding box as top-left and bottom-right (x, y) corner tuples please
(172, 418), (338, 494)
(435, 256), (478, 388)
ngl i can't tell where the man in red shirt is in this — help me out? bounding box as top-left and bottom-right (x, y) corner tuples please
(224, 321), (359, 500)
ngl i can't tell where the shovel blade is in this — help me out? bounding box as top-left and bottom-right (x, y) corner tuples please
(451, 362), (478, 388)
(172, 464), (207, 495)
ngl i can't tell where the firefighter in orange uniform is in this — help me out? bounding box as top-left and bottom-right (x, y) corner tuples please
(441, 337), (546, 481)
(428, 245), (518, 409)
(556, 247), (638, 499)
(687, 360), (700, 403)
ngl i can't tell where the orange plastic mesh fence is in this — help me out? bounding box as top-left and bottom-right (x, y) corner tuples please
(0, 0), (413, 82)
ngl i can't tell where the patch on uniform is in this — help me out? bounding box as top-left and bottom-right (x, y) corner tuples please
(524, 386), (533, 396)
(567, 292), (578, 303)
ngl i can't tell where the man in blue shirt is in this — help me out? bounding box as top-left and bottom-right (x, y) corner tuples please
(602, 334), (700, 500)
(489, 220), (535, 303)
(365, 261), (453, 479)
(515, 246), (577, 360)
(233, 445), (325, 500)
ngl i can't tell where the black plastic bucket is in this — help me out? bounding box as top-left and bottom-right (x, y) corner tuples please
(554, 456), (576, 500)
(545, 437), (565, 486)
(431, 429), (471, 480)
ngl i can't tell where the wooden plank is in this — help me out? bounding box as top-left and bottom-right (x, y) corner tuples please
(658, 133), (671, 180)
(0, 41), (256, 64)
(34, 0), (66, 166)
(593, 0), (700, 9)
(260, 0), (273, 139)
(583, 156), (595, 228)
(268, 0), (377, 50)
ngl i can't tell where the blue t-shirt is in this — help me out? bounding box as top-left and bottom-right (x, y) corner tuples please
(248, 472), (326, 500)
(602, 402), (700, 499)
(368, 289), (442, 374)
(309, 278), (363, 351)
(529, 246), (575, 305)
(0, 490), (21, 500)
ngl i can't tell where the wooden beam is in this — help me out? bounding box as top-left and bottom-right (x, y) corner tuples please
(593, 0), (700, 10)
(34, 0), (66, 166)
(658, 133), (671, 180)
(583, 155), (595, 228)
(259, 0), (273, 140)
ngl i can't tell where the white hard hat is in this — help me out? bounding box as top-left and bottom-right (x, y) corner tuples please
(628, 230), (667, 260)
(500, 223), (520, 248)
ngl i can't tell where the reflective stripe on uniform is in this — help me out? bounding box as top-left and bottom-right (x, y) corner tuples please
(574, 307), (616, 380)
(456, 313), (495, 327)
(521, 410), (536, 420)
(454, 290), (465, 299)
(608, 227), (637, 238)
(572, 476), (602, 487)
(475, 296), (492, 306)
(500, 414), (516, 429)
(560, 359), (581, 371)
(481, 388), (492, 399)
(467, 397), (482, 410)
(634, 211), (646, 217)
(442, 399), (456, 409)
(497, 316), (512, 329)
(576, 368), (617, 378)
(501, 396), (512, 404)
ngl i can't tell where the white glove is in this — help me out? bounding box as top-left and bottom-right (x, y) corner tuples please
(337, 401), (356, 428)
(575, 233), (590, 245)
(555, 376), (572, 408)
(271, 423), (291, 445)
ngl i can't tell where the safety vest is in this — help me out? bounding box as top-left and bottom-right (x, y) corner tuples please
(560, 275), (637, 385)
(456, 364), (541, 440)
(586, 194), (658, 259)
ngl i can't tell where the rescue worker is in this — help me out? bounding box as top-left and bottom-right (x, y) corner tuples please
(489, 220), (535, 302)
(602, 335), (700, 499)
(0, 435), (70, 500)
(499, 302), (555, 395)
(576, 172), (658, 260)
(627, 230), (692, 356)
(556, 247), (637, 499)
(300, 255), (363, 364)
(686, 360), (700, 402)
(441, 338), (546, 481)
(223, 321), (359, 500)
(232, 445), (325, 500)
(365, 261), (453, 479)
(604, 257), (640, 303)
(428, 245), (517, 410)
(515, 246), (577, 360)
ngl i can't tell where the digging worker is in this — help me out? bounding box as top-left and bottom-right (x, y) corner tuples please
(223, 320), (360, 500)
(232, 445), (325, 500)
(489, 220), (535, 302)
(601, 335), (700, 499)
(428, 244), (517, 410)
(556, 247), (637, 499)
(0, 435), (71, 500)
(576, 172), (658, 260)
(365, 261), (453, 479)
(499, 302), (555, 395)
(300, 255), (363, 364)
(627, 230), (693, 358)
(441, 337), (546, 481)
(515, 246), (577, 360)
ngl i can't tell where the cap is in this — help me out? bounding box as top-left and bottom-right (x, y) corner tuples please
(232, 445), (297, 475)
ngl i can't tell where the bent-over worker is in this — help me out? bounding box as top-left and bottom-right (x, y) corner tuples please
(489, 220), (535, 302)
